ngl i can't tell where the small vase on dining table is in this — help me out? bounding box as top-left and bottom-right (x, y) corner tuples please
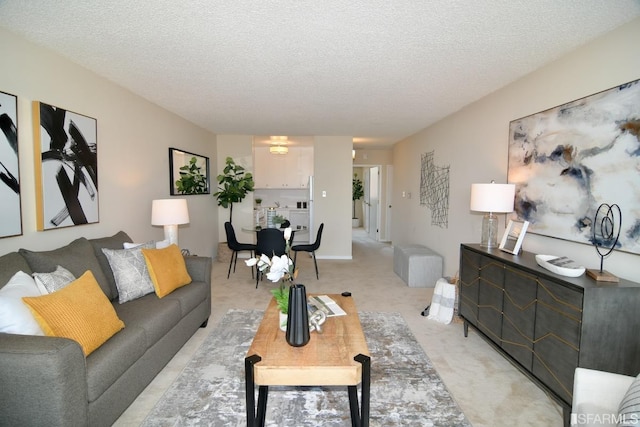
(286, 284), (310, 347)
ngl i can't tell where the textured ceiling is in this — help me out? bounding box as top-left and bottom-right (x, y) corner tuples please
(0, 1), (638, 148)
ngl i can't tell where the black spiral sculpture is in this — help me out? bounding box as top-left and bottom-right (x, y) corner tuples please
(592, 203), (622, 274)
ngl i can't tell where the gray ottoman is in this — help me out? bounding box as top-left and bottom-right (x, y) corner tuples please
(393, 244), (443, 288)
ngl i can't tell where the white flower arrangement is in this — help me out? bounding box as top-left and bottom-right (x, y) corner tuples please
(245, 253), (294, 283)
(245, 227), (296, 313)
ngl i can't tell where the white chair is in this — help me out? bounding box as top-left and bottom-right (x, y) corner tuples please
(571, 367), (636, 427)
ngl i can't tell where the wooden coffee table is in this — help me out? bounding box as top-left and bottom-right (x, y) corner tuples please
(245, 294), (370, 427)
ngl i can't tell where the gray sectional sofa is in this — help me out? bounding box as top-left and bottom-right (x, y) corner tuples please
(0, 231), (212, 426)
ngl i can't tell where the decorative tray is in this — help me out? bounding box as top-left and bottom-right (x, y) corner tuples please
(535, 255), (586, 277)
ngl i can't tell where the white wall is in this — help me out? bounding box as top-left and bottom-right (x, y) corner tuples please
(313, 136), (352, 259)
(393, 18), (640, 282)
(0, 28), (218, 257)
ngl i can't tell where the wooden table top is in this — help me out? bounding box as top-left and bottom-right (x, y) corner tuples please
(246, 294), (370, 386)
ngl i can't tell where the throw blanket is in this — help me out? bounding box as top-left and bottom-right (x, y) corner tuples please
(427, 278), (456, 324)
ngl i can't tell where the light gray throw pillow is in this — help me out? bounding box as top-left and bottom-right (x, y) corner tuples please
(102, 244), (155, 304)
(32, 265), (76, 294)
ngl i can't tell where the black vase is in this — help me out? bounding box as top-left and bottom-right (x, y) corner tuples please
(286, 284), (310, 347)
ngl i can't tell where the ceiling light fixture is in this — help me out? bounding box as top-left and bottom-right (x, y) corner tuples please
(270, 145), (288, 155)
(270, 136), (289, 155)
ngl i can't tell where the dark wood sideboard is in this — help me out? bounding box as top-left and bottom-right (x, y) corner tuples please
(458, 243), (640, 425)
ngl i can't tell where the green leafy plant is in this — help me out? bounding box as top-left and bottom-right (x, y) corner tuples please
(352, 173), (364, 219)
(272, 214), (287, 224)
(213, 157), (255, 223)
(271, 284), (289, 313)
(175, 157), (208, 194)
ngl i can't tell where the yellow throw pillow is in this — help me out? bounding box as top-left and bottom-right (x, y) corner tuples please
(141, 244), (192, 298)
(22, 271), (125, 356)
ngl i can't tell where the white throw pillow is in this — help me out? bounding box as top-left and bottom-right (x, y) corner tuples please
(102, 245), (155, 303)
(123, 240), (170, 249)
(32, 265), (76, 294)
(0, 271), (45, 335)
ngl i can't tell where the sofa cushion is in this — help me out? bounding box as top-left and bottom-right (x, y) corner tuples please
(19, 237), (114, 300)
(102, 245), (155, 304)
(85, 323), (147, 403)
(0, 252), (33, 289)
(32, 265), (76, 294)
(22, 271), (125, 356)
(141, 245), (192, 298)
(114, 292), (182, 345)
(0, 271), (44, 335)
(89, 231), (133, 299)
(163, 280), (208, 317)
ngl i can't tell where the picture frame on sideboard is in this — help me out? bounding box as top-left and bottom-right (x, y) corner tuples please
(499, 220), (529, 255)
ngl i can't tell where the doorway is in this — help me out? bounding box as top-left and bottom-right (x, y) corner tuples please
(353, 164), (383, 242)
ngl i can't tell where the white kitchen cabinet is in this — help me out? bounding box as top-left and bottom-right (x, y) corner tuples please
(253, 146), (313, 188)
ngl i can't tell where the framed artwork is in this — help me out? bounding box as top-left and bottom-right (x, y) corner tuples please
(0, 91), (22, 238)
(169, 147), (210, 195)
(32, 101), (98, 230)
(499, 220), (529, 255)
(508, 79), (640, 255)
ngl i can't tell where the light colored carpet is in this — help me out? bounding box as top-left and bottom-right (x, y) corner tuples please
(141, 309), (470, 426)
(114, 229), (563, 426)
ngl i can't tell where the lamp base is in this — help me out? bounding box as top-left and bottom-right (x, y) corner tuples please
(164, 225), (179, 246)
(480, 213), (499, 249)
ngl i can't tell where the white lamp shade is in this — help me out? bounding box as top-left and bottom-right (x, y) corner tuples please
(470, 183), (515, 213)
(151, 199), (190, 225)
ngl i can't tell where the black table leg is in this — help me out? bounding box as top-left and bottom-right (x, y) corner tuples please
(348, 353), (371, 427)
(245, 354), (269, 427)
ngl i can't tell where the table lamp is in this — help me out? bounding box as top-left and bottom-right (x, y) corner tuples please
(470, 182), (515, 248)
(151, 199), (189, 246)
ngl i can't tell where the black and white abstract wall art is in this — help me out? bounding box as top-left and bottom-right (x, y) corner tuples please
(0, 91), (21, 238)
(508, 79), (640, 255)
(33, 101), (98, 230)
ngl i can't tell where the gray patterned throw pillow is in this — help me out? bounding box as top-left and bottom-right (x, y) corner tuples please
(102, 244), (155, 304)
(619, 374), (640, 427)
(32, 265), (76, 293)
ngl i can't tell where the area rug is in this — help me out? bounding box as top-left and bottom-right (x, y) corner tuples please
(142, 309), (470, 426)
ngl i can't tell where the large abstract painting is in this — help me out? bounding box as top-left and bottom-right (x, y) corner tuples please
(0, 91), (21, 238)
(508, 79), (640, 255)
(33, 101), (98, 230)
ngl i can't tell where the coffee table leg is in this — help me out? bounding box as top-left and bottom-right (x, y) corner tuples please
(245, 354), (265, 427)
(257, 386), (268, 426)
(348, 354), (371, 427)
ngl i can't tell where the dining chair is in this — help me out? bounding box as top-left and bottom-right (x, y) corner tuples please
(255, 228), (287, 287)
(292, 223), (324, 279)
(224, 222), (257, 279)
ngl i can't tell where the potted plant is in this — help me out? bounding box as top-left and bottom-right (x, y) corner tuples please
(272, 214), (290, 229)
(352, 173), (364, 227)
(175, 156), (208, 194)
(213, 157), (255, 223)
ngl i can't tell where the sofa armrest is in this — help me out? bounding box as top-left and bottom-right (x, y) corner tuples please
(0, 333), (88, 427)
(571, 367), (635, 426)
(185, 255), (212, 285)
